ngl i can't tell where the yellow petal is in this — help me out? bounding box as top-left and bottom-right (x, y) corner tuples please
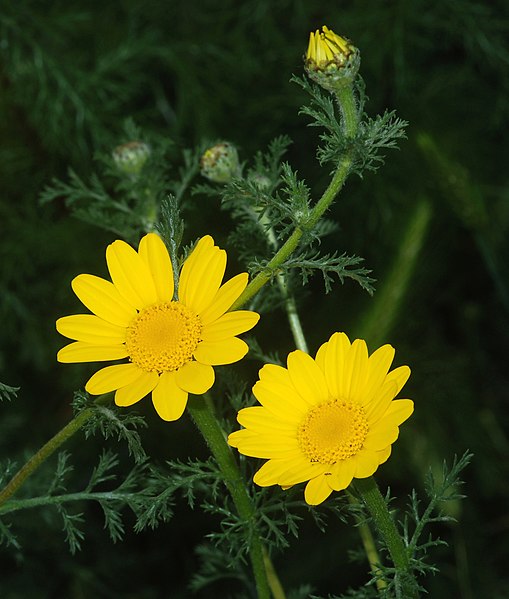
(198, 273), (248, 325)
(179, 238), (227, 314)
(353, 448), (381, 478)
(114, 371), (159, 407)
(177, 236), (213, 302)
(377, 445), (392, 465)
(201, 311), (259, 341)
(151, 371), (188, 421)
(344, 339), (369, 403)
(366, 366), (411, 422)
(253, 456), (325, 487)
(315, 332), (351, 400)
(236, 406), (297, 434)
(360, 344), (396, 407)
(304, 475), (334, 505)
(175, 361), (215, 394)
(57, 341), (128, 363)
(328, 460), (355, 491)
(287, 350), (328, 406)
(106, 239), (158, 309)
(72, 274), (137, 327)
(193, 337), (248, 365)
(138, 233), (174, 302)
(56, 314), (126, 344)
(252, 380), (307, 422)
(227, 429), (299, 458)
(364, 420), (400, 451)
(86, 363), (144, 394)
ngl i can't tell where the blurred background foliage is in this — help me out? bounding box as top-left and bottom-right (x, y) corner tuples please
(1, 0), (508, 597)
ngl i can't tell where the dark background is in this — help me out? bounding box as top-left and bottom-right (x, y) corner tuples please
(1, 1), (508, 597)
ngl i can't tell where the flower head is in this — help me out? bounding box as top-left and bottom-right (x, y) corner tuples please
(200, 142), (240, 183)
(305, 26), (360, 91)
(112, 141), (151, 176)
(228, 332), (413, 505)
(57, 233), (259, 421)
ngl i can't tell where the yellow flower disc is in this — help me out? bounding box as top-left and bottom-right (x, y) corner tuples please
(298, 399), (368, 465)
(126, 301), (202, 373)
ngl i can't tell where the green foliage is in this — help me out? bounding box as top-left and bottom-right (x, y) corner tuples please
(1, 0), (506, 596)
(73, 391), (148, 465)
(0, 382), (19, 402)
(293, 76), (408, 175)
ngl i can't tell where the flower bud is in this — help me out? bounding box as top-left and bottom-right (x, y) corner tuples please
(200, 142), (240, 183)
(305, 26), (360, 91)
(112, 141), (151, 176)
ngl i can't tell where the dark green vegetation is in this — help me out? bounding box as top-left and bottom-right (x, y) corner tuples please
(1, 1), (508, 597)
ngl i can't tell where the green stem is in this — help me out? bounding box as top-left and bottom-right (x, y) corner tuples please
(187, 396), (273, 599)
(346, 491), (387, 592)
(0, 408), (94, 509)
(260, 212), (308, 353)
(232, 84), (358, 311)
(355, 477), (418, 598)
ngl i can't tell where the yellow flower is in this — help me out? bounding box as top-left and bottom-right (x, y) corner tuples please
(305, 26), (360, 91)
(228, 332), (413, 505)
(57, 233), (259, 421)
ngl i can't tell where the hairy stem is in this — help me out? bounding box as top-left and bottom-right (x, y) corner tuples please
(346, 491), (387, 591)
(187, 396), (278, 599)
(355, 477), (418, 598)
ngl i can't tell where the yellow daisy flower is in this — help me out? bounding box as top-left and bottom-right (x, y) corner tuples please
(228, 332), (413, 506)
(57, 233), (259, 421)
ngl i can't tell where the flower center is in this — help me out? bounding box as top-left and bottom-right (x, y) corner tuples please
(297, 399), (368, 465)
(126, 301), (202, 373)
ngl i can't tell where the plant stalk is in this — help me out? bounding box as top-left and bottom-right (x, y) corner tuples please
(187, 395), (278, 599)
(355, 476), (418, 598)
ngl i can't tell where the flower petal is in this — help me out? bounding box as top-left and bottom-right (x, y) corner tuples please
(353, 448), (381, 478)
(175, 361), (215, 394)
(56, 314), (126, 344)
(198, 273), (248, 326)
(114, 371), (159, 407)
(377, 445), (392, 465)
(57, 342), (128, 363)
(85, 363), (144, 394)
(315, 332), (351, 400)
(360, 344), (395, 407)
(236, 406), (298, 434)
(304, 474), (334, 505)
(201, 311), (259, 341)
(366, 366), (411, 422)
(72, 274), (137, 327)
(252, 380), (307, 423)
(287, 350), (329, 406)
(152, 371), (188, 421)
(227, 429), (300, 459)
(253, 456), (326, 487)
(365, 399), (414, 451)
(193, 337), (248, 365)
(106, 239), (158, 309)
(179, 236), (227, 314)
(138, 233), (174, 302)
(328, 460), (355, 491)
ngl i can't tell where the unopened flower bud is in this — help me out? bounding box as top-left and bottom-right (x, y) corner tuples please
(200, 142), (240, 183)
(305, 26), (360, 91)
(113, 141), (151, 176)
